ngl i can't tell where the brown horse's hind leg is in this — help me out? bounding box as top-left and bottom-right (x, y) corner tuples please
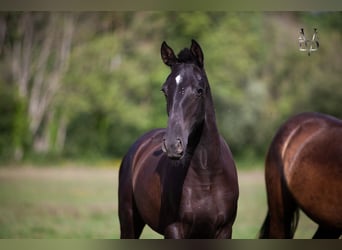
(259, 146), (299, 238)
(313, 226), (341, 239)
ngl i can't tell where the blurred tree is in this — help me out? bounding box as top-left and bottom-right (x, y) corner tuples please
(200, 13), (271, 156)
(60, 13), (167, 157)
(0, 12), (75, 158)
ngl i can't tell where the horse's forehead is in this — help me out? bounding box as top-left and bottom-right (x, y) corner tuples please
(171, 65), (202, 86)
(175, 74), (183, 85)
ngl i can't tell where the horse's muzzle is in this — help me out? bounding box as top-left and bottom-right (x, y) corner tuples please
(162, 138), (184, 160)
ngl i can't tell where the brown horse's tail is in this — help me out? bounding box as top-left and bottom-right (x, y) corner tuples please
(258, 201), (299, 239)
(258, 141), (300, 238)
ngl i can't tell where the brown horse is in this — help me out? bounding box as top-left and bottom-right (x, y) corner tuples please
(118, 40), (239, 238)
(259, 112), (342, 238)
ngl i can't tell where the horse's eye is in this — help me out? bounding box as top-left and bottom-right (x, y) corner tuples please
(196, 87), (204, 96)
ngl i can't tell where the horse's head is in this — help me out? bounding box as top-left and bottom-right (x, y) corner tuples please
(160, 40), (208, 160)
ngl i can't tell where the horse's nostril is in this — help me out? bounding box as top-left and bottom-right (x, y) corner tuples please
(176, 138), (183, 154)
(162, 137), (184, 158)
(162, 139), (167, 153)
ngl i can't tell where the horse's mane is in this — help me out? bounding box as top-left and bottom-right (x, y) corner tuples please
(177, 48), (195, 63)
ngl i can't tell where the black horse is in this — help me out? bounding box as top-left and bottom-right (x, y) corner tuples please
(118, 40), (239, 239)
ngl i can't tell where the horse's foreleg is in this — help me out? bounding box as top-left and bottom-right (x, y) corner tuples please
(118, 158), (145, 238)
(119, 198), (145, 238)
(164, 223), (185, 239)
(216, 224), (232, 239)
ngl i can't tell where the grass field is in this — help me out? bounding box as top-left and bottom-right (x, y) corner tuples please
(0, 164), (318, 239)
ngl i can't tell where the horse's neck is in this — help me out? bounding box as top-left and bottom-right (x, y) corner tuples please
(202, 114), (221, 156)
(194, 94), (222, 169)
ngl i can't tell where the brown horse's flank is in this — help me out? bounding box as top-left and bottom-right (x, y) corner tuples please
(259, 112), (342, 238)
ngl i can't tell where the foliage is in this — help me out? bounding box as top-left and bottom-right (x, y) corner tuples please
(0, 12), (341, 162)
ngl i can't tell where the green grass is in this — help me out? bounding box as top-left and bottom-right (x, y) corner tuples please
(0, 164), (317, 239)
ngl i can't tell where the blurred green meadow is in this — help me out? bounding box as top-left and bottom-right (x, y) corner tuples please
(0, 162), (317, 239)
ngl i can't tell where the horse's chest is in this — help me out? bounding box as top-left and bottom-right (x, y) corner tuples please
(179, 185), (229, 227)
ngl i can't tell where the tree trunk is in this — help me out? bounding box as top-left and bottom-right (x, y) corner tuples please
(7, 13), (75, 154)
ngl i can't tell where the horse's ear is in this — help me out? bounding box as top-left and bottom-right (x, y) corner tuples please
(190, 39), (204, 68)
(161, 41), (177, 67)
